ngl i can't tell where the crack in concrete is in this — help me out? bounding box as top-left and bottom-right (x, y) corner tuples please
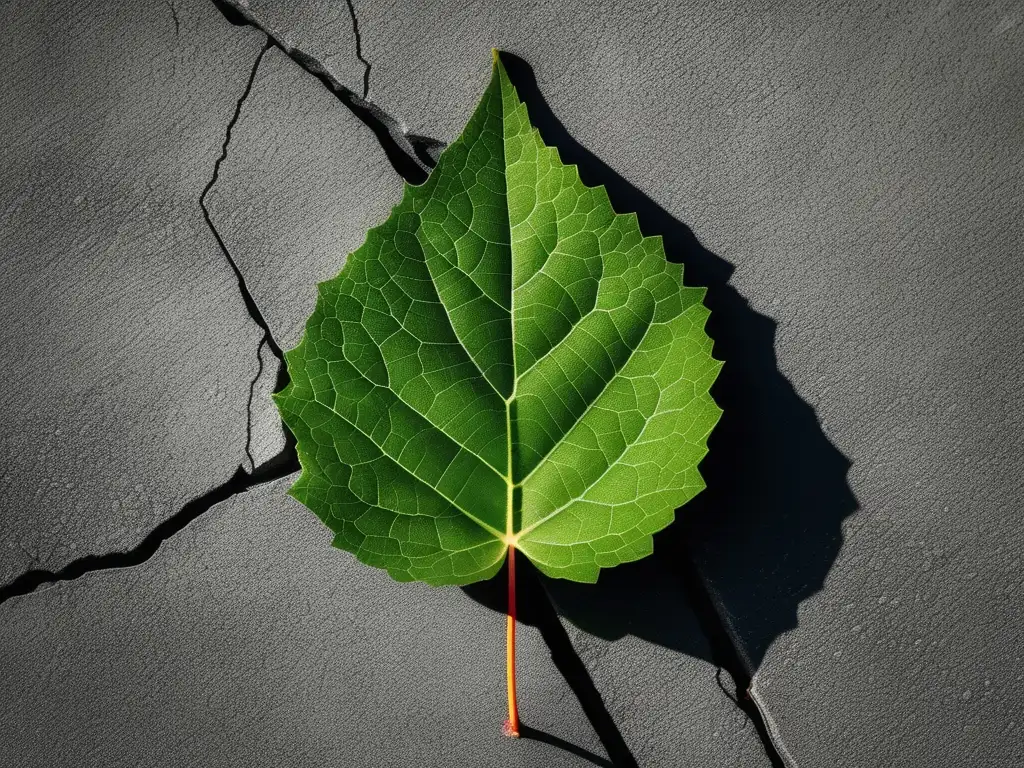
(715, 666), (739, 705)
(164, 0), (180, 36)
(710, 665), (796, 767)
(0, 455), (298, 606)
(749, 684), (800, 768)
(0, 39), (303, 608)
(343, 0), (371, 99)
(678, 552), (791, 767)
(210, 0), (442, 185)
(198, 38), (289, 473)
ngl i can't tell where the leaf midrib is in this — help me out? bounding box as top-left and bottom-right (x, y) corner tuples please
(503, 85), (517, 548)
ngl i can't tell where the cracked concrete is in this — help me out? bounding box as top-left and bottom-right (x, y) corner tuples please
(198, 38), (286, 472)
(214, 0), (365, 96)
(343, 0), (372, 98)
(211, 0), (436, 182)
(0, 0), (266, 586)
(201, 42), (411, 465)
(0, 478), (605, 768)
(1, 0), (1022, 765)
(548, 580), (777, 766)
(203, 44), (406, 350)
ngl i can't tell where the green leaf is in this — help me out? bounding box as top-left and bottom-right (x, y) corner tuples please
(274, 52), (722, 587)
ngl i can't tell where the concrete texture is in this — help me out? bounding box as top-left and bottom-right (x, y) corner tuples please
(202, 44), (409, 465)
(0, 0), (267, 585)
(2, 0), (1022, 766)
(204, 45), (404, 351)
(548, 572), (773, 767)
(219, 0), (365, 96)
(0, 478), (605, 768)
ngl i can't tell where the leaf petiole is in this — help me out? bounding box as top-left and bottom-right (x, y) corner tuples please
(503, 545), (520, 738)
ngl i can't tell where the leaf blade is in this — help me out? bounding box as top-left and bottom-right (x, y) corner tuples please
(275, 54), (722, 586)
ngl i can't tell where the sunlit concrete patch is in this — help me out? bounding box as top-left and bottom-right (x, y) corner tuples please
(0, 478), (604, 768)
(204, 46), (406, 350)
(0, 0), (266, 585)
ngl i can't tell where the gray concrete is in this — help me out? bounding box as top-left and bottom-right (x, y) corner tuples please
(0, 0), (266, 584)
(548, 572), (773, 767)
(204, 45), (409, 465)
(3, 0), (1022, 766)
(208, 1), (1024, 765)
(204, 46), (404, 351)
(222, 0), (365, 96)
(0, 478), (605, 768)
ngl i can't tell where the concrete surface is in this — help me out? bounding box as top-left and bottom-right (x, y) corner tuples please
(218, 0), (365, 96)
(548, 571), (774, 767)
(203, 44), (409, 465)
(0, 478), (605, 768)
(203, 45), (404, 349)
(0, 0), (266, 585)
(2, 0), (1022, 766)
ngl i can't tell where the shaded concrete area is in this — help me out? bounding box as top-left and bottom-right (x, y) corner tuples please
(550, 578), (776, 767)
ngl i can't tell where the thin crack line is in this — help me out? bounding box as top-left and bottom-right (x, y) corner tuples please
(749, 683), (800, 768)
(164, 0), (180, 36)
(199, 37), (291, 473)
(199, 38), (282, 363)
(714, 666), (739, 705)
(210, 0), (442, 185)
(343, 0), (371, 99)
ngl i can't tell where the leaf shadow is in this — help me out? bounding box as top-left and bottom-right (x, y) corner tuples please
(519, 724), (614, 768)
(463, 51), (858, 694)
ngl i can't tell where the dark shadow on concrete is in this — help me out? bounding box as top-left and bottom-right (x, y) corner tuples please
(463, 52), (857, 746)
(519, 724), (614, 768)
